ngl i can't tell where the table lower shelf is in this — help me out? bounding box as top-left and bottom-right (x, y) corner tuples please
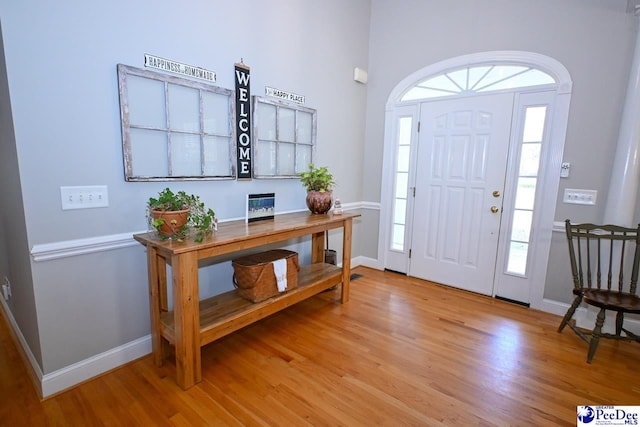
(159, 262), (343, 348)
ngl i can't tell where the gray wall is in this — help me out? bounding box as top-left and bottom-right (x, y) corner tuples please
(363, 0), (637, 304)
(0, 21), (42, 367)
(0, 0), (370, 373)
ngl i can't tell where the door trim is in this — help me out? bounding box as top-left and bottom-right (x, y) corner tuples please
(378, 51), (572, 310)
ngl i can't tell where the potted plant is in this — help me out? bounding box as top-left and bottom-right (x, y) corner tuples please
(299, 164), (335, 214)
(147, 188), (216, 242)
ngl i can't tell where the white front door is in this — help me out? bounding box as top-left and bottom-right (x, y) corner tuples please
(408, 93), (514, 295)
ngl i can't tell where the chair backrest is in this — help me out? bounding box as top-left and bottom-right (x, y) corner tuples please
(565, 220), (640, 294)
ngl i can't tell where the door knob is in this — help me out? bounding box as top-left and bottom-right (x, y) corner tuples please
(491, 206), (499, 213)
(492, 190), (501, 198)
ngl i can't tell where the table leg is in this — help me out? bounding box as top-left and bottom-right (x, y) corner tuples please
(155, 255), (172, 360)
(311, 231), (325, 263)
(146, 246), (164, 367)
(157, 258), (168, 312)
(172, 251), (202, 389)
(341, 218), (353, 303)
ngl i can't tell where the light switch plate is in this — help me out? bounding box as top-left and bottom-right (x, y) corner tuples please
(60, 185), (109, 210)
(563, 188), (597, 205)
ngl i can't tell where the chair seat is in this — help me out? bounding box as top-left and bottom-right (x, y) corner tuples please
(583, 289), (640, 313)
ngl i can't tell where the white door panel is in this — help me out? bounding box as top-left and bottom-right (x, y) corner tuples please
(409, 93), (514, 295)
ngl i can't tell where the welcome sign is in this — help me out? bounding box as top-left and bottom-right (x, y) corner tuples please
(235, 63), (252, 179)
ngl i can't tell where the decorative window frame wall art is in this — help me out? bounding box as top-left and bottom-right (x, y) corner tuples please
(252, 96), (317, 179)
(117, 64), (236, 181)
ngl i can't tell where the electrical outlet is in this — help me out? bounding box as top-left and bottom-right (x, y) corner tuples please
(60, 185), (109, 210)
(2, 277), (11, 301)
(563, 188), (597, 205)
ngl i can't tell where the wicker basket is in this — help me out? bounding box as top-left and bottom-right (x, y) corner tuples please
(232, 249), (299, 302)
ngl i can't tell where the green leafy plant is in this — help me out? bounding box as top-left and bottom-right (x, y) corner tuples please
(147, 188), (216, 243)
(299, 164), (335, 192)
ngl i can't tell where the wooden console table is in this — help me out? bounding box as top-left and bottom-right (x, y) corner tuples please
(134, 211), (360, 390)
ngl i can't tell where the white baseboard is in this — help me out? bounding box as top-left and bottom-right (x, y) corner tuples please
(41, 335), (151, 398)
(353, 256), (383, 270)
(40, 256), (372, 396)
(40, 257), (375, 396)
(40, 255), (375, 396)
(0, 296), (44, 397)
(1, 296), (151, 398)
(537, 298), (580, 318)
(7, 257), (372, 398)
(539, 297), (640, 335)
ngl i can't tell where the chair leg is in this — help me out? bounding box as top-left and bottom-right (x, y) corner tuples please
(558, 295), (582, 333)
(587, 308), (606, 363)
(615, 311), (624, 336)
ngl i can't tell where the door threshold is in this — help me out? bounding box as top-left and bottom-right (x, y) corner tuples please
(495, 295), (530, 308)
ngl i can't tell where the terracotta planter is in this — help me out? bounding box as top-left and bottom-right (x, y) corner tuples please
(306, 190), (333, 214)
(150, 208), (190, 237)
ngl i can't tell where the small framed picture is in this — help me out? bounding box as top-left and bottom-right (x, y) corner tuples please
(246, 193), (275, 223)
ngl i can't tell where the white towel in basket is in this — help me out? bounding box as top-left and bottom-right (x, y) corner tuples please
(272, 258), (287, 292)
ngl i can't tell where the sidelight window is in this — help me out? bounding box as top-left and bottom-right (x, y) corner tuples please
(506, 106), (547, 275)
(391, 116), (413, 251)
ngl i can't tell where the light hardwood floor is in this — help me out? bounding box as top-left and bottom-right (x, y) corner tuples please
(1, 267), (638, 426)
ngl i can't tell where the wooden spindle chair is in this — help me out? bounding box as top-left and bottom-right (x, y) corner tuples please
(557, 220), (640, 363)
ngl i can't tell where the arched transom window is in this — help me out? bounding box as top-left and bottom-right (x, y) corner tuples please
(401, 65), (555, 101)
